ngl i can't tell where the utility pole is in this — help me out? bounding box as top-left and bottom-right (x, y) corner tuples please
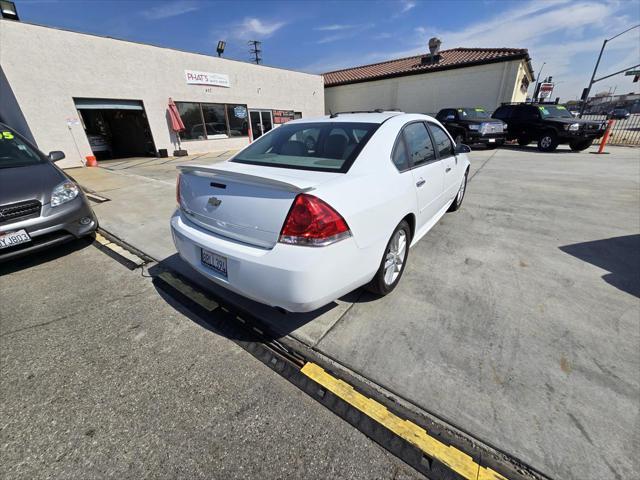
(532, 62), (546, 101)
(248, 40), (262, 65)
(579, 24), (640, 117)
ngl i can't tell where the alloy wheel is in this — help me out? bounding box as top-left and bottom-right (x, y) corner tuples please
(383, 230), (407, 286)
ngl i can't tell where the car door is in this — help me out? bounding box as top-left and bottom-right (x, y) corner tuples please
(493, 105), (514, 137)
(399, 122), (444, 228)
(427, 122), (459, 201)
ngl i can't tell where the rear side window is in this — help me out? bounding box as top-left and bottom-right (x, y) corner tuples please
(392, 136), (409, 171)
(493, 106), (512, 120)
(402, 122), (436, 167)
(428, 124), (454, 158)
(232, 122), (379, 172)
(513, 106), (540, 120)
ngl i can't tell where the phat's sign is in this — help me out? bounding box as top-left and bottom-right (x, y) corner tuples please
(185, 70), (230, 88)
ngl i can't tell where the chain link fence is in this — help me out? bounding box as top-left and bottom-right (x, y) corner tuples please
(581, 114), (640, 146)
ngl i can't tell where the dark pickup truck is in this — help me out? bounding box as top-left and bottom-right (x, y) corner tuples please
(492, 103), (607, 152)
(435, 108), (507, 148)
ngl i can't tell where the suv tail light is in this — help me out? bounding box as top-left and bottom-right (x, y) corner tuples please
(279, 194), (351, 247)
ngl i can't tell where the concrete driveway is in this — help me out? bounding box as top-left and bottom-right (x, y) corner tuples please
(67, 145), (640, 480)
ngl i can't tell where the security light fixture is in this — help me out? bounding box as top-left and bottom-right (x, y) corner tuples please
(0, 0), (19, 20)
(216, 40), (226, 57)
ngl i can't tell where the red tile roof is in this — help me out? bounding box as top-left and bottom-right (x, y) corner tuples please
(323, 48), (531, 87)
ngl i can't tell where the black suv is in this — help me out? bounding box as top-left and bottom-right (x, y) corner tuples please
(492, 103), (607, 152)
(435, 108), (507, 148)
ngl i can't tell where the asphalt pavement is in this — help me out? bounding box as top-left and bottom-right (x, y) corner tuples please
(0, 241), (421, 480)
(17, 144), (640, 480)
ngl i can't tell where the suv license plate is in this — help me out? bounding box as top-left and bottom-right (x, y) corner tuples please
(488, 138), (496, 143)
(201, 248), (228, 277)
(0, 229), (31, 249)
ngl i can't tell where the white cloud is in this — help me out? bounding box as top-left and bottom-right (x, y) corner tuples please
(141, 0), (199, 20)
(315, 23), (374, 44)
(315, 24), (357, 32)
(234, 17), (286, 39)
(400, 0), (416, 13)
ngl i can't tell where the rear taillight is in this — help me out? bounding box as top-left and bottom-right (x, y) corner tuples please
(176, 174), (181, 205)
(279, 194), (351, 246)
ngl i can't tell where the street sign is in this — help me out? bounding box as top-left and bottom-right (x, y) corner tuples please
(537, 82), (554, 100)
(625, 70), (640, 76)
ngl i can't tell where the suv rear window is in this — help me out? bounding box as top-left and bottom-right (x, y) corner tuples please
(232, 122), (379, 172)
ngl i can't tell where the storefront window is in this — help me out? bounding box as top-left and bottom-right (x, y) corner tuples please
(176, 102), (204, 140)
(226, 105), (249, 137)
(176, 101), (248, 140)
(202, 103), (228, 138)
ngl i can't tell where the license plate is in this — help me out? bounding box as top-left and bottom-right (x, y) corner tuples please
(0, 229), (31, 249)
(488, 138), (496, 143)
(201, 248), (227, 277)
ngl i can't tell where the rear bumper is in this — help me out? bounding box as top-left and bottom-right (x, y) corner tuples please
(170, 210), (377, 312)
(0, 195), (97, 262)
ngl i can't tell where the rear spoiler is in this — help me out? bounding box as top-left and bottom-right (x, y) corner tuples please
(178, 164), (314, 193)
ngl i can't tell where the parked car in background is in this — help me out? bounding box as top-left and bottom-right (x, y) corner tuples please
(608, 107), (630, 120)
(0, 123), (97, 262)
(171, 112), (470, 312)
(492, 103), (607, 152)
(435, 107), (506, 148)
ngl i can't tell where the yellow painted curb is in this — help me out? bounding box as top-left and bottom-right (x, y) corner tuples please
(157, 272), (219, 311)
(301, 362), (508, 480)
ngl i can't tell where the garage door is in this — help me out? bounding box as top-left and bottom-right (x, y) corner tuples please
(74, 98), (144, 110)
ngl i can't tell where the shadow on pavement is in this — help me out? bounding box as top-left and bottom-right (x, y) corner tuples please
(560, 234), (640, 298)
(147, 254), (376, 342)
(500, 144), (577, 154)
(0, 238), (93, 276)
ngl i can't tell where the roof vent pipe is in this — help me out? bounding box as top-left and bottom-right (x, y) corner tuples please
(421, 37), (442, 65)
(428, 37), (441, 56)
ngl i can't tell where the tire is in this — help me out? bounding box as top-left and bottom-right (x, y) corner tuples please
(454, 133), (465, 146)
(569, 139), (592, 151)
(367, 220), (411, 296)
(537, 132), (559, 152)
(448, 169), (468, 212)
(517, 136), (530, 146)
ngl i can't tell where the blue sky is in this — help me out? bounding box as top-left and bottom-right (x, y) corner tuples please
(15, 0), (640, 100)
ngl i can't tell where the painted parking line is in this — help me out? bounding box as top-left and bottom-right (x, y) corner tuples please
(301, 362), (507, 480)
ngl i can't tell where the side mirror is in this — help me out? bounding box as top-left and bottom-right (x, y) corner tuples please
(455, 143), (471, 154)
(48, 151), (65, 162)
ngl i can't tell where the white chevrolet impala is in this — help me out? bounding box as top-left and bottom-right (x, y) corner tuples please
(171, 112), (470, 312)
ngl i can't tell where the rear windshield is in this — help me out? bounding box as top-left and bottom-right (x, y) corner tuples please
(0, 128), (46, 169)
(231, 122), (379, 172)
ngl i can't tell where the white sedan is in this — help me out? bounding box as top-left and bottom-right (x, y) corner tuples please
(171, 112), (470, 312)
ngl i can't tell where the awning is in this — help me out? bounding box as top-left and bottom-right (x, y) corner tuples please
(74, 98), (144, 110)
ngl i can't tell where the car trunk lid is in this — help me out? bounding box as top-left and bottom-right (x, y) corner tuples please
(177, 162), (340, 249)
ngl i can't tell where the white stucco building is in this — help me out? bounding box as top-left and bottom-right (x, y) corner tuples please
(0, 19), (324, 168)
(323, 46), (534, 116)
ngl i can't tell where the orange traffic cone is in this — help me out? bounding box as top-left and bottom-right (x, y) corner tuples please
(85, 155), (98, 167)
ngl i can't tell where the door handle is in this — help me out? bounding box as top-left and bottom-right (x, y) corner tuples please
(416, 178), (426, 187)
(445, 167), (452, 173)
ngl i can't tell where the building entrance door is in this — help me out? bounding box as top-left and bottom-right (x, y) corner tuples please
(249, 110), (273, 139)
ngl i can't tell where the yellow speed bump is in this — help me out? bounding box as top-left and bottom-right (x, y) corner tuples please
(301, 362), (508, 480)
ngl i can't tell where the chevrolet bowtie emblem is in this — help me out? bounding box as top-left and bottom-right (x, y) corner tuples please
(208, 196), (222, 207)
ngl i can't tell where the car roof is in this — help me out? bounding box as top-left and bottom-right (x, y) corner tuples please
(287, 111), (406, 125)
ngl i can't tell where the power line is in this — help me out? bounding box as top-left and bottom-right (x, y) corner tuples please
(248, 40), (262, 65)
